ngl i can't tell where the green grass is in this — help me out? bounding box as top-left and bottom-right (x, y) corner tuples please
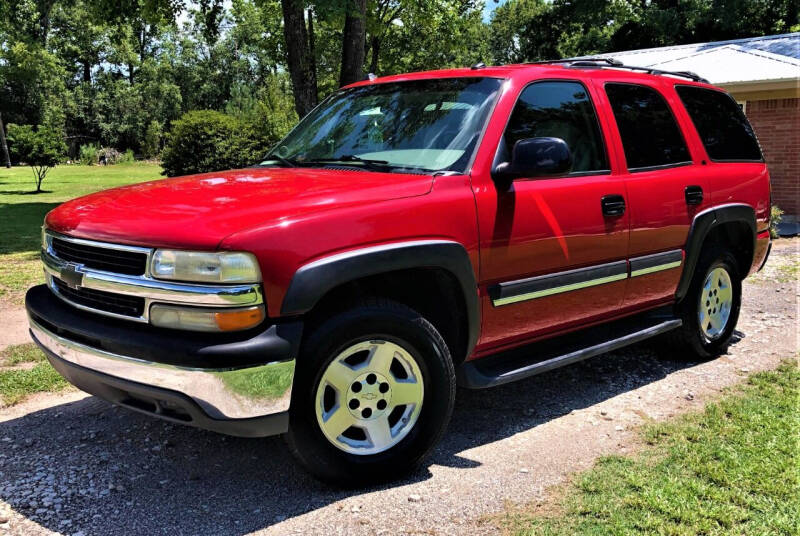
(0, 163), (163, 304)
(215, 361), (295, 400)
(0, 363), (70, 406)
(0, 343), (68, 406)
(0, 343), (46, 366)
(498, 362), (800, 536)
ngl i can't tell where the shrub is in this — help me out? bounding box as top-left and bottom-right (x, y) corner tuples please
(97, 147), (122, 165)
(120, 149), (135, 164)
(161, 110), (254, 177)
(143, 120), (162, 160)
(78, 143), (99, 165)
(770, 205), (783, 238)
(7, 123), (66, 192)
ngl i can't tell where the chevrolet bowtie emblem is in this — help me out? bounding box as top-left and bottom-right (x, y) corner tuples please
(361, 393), (377, 401)
(60, 264), (84, 289)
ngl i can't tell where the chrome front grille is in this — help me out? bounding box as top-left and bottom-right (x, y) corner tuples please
(41, 230), (264, 323)
(52, 277), (145, 318)
(51, 237), (148, 276)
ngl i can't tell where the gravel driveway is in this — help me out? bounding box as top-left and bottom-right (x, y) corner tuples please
(1, 239), (797, 536)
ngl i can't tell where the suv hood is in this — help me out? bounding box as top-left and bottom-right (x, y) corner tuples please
(46, 167), (434, 249)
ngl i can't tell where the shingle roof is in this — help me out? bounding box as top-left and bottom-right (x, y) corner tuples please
(594, 33), (800, 85)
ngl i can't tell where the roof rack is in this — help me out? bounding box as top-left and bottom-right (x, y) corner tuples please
(528, 57), (709, 84)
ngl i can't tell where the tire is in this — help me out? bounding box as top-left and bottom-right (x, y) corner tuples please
(285, 299), (456, 485)
(667, 247), (742, 359)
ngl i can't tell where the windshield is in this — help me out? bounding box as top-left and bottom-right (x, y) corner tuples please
(262, 77), (503, 174)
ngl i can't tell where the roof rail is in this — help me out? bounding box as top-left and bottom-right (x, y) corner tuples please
(528, 57), (709, 84)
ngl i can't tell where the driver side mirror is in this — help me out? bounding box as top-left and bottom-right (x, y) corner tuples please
(493, 137), (572, 188)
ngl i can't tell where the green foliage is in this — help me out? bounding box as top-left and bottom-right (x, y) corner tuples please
(161, 110), (252, 176)
(143, 120), (162, 159)
(498, 362), (800, 535)
(0, 343), (46, 366)
(162, 82), (295, 177)
(79, 143), (99, 165)
(6, 123), (66, 191)
(121, 148), (136, 163)
(770, 204), (784, 238)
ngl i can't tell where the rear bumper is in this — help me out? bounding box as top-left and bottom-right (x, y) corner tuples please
(26, 284), (302, 437)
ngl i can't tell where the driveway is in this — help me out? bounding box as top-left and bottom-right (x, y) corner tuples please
(0, 239), (797, 536)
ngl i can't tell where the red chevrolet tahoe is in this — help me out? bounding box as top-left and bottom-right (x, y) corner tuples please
(26, 59), (771, 484)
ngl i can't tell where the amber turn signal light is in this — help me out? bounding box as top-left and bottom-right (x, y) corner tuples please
(214, 306), (265, 331)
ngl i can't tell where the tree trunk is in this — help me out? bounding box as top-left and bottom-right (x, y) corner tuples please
(339, 0), (367, 87)
(83, 61), (92, 83)
(0, 112), (10, 168)
(281, 0), (318, 118)
(368, 35), (381, 75)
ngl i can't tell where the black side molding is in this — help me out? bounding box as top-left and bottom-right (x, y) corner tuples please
(282, 240), (481, 357)
(676, 204), (756, 301)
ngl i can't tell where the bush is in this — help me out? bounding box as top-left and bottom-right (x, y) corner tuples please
(120, 149), (135, 164)
(7, 123), (66, 192)
(161, 111), (254, 177)
(97, 147), (122, 165)
(770, 205), (783, 238)
(78, 144), (99, 165)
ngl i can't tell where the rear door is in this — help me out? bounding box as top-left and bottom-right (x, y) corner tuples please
(596, 80), (711, 311)
(475, 79), (630, 352)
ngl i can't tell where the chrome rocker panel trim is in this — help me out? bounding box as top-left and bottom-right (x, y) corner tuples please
(29, 316), (294, 420)
(42, 232), (263, 323)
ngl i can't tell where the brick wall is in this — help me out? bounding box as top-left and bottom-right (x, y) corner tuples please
(745, 98), (799, 217)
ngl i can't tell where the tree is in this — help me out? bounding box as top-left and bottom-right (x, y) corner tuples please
(7, 124), (66, 192)
(0, 113), (10, 168)
(280, 0), (318, 117)
(339, 0), (367, 86)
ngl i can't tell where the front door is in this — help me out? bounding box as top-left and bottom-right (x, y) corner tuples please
(474, 79), (630, 353)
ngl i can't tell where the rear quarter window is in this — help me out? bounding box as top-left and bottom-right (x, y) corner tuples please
(675, 85), (763, 162)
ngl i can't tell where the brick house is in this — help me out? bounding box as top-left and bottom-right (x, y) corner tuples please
(595, 33), (799, 232)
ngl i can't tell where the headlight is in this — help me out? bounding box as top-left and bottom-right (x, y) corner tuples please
(150, 304), (265, 332)
(151, 250), (261, 283)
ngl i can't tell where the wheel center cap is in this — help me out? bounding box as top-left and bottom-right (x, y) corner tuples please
(346, 372), (392, 420)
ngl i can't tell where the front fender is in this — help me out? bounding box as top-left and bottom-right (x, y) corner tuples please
(281, 240), (480, 357)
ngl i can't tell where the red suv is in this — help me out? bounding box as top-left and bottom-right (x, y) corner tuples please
(26, 59), (771, 484)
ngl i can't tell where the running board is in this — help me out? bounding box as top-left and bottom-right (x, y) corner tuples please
(458, 308), (682, 389)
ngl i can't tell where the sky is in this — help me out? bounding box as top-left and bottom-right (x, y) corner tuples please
(482, 0), (510, 22)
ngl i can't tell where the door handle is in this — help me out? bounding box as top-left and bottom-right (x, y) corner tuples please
(685, 185), (704, 205)
(601, 195), (626, 216)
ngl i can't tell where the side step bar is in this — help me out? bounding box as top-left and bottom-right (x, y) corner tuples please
(458, 308), (682, 389)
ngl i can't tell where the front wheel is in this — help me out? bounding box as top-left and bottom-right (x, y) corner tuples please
(285, 299), (455, 485)
(668, 248), (742, 359)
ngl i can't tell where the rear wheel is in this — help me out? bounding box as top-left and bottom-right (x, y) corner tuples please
(285, 299), (455, 485)
(668, 248), (741, 359)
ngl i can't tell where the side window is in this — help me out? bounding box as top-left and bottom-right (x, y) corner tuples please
(675, 86), (763, 161)
(605, 83), (691, 170)
(504, 81), (608, 173)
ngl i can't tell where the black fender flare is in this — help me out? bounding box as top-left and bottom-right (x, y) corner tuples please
(281, 240), (481, 357)
(676, 203), (756, 302)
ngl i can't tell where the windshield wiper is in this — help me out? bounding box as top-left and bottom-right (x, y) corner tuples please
(302, 155), (390, 167)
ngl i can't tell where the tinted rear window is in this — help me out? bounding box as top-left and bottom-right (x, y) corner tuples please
(676, 86), (763, 162)
(605, 83), (691, 170)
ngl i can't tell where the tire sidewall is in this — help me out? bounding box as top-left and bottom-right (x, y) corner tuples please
(683, 251), (741, 357)
(286, 303), (455, 484)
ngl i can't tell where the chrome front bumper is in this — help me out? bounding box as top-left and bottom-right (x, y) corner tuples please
(29, 316), (294, 422)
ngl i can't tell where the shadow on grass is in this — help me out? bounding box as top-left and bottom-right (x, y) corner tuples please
(0, 190), (53, 195)
(0, 202), (61, 254)
(0, 335), (723, 535)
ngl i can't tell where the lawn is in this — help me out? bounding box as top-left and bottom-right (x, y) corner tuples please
(0, 343), (70, 406)
(0, 163), (163, 304)
(496, 361), (800, 535)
